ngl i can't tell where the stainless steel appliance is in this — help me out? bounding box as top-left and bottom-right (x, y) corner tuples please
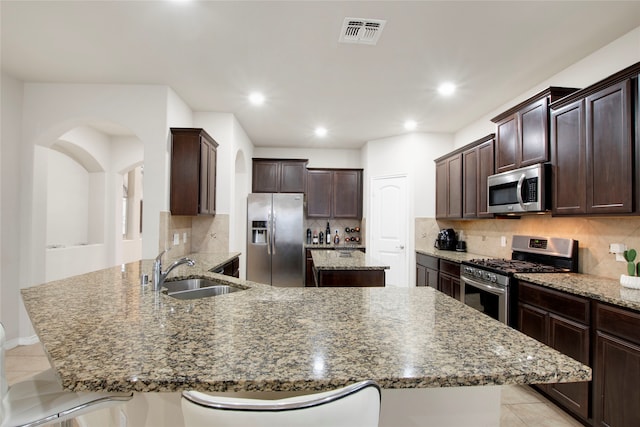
(487, 163), (550, 214)
(434, 228), (458, 251)
(460, 235), (578, 326)
(247, 193), (304, 287)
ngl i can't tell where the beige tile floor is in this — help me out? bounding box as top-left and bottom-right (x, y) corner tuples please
(6, 343), (584, 427)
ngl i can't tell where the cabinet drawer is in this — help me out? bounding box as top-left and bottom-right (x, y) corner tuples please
(439, 259), (460, 276)
(519, 281), (590, 324)
(416, 253), (438, 270)
(596, 302), (640, 345)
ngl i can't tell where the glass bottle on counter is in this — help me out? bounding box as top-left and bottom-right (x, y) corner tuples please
(325, 222), (331, 244)
(334, 229), (340, 245)
(319, 231), (324, 245)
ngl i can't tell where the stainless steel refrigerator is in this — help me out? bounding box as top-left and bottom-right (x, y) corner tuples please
(247, 193), (304, 287)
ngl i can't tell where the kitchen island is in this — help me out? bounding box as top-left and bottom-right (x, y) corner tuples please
(310, 249), (389, 287)
(21, 253), (590, 426)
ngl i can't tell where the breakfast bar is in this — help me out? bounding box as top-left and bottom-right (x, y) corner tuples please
(20, 254), (591, 426)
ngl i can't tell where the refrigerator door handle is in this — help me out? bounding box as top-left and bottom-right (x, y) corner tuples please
(272, 211), (277, 254)
(267, 213), (272, 255)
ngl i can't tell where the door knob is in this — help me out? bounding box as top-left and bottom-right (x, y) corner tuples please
(397, 245), (405, 250)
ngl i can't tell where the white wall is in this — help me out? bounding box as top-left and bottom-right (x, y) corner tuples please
(46, 150), (91, 246)
(1, 72), (24, 346)
(454, 25), (640, 148)
(253, 147), (362, 169)
(231, 115), (254, 279)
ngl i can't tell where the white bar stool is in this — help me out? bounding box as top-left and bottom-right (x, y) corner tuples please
(181, 380), (381, 427)
(0, 323), (132, 427)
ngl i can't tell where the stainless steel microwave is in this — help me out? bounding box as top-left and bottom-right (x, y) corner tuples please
(487, 163), (549, 214)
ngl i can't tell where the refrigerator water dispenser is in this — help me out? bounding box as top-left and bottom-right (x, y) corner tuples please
(251, 221), (267, 244)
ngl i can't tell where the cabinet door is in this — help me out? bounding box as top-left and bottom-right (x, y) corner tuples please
(495, 114), (519, 173)
(252, 160), (280, 193)
(586, 80), (632, 214)
(518, 303), (548, 344)
(280, 161), (307, 193)
(416, 264), (427, 287)
(435, 160), (448, 219)
(206, 142), (216, 215)
(462, 147), (478, 218)
(333, 170), (362, 218)
(306, 170), (332, 218)
(447, 153), (462, 218)
(477, 140), (494, 217)
(548, 314), (590, 420)
(438, 273), (454, 297)
(595, 332), (640, 427)
(426, 268), (438, 289)
(552, 100), (586, 215)
(520, 97), (549, 167)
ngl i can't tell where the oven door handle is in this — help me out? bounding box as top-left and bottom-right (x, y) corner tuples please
(461, 275), (506, 296)
(516, 173), (526, 208)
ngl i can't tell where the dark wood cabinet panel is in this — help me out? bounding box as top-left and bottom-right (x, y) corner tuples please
(416, 253), (438, 288)
(170, 128), (218, 216)
(520, 98), (549, 167)
(252, 159), (308, 193)
(222, 257), (240, 278)
(306, 170), (332, 218)
(495, 115), (519, 173)
(463, 137), (494, 218)
(462, 147), (478, 218)
(493, 87), (578, 173)
(307, 169), (363, 219)
(435, 160), (448, 218)
(551, 100), (586, 215)
(517, 280), (590, 422)
(333, 170), (362, 218)
(550, 62), (640, 217)
(435, 153), (462, 219)
(594, 302), (640, 427)
(586, 80), (633, 214)
(548, 314), (590, 420)
(438, 260), (460, 299)
(316, 269), (385, 287)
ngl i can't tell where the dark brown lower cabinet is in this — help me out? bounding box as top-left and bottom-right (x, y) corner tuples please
(438, 260), (460, 299)
(315, 269), (385, 287)
(416, 253), (438, 288)
(222, 257), (240, 278)
(594, 303), (640, 427)
(517, 281), (590, 422)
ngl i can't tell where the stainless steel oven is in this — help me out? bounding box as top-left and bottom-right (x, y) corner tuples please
(460, 235), (578, 326)
(460, 268), (510, 324)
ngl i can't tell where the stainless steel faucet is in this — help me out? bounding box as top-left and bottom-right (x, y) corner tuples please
(152, 248), (195, 291)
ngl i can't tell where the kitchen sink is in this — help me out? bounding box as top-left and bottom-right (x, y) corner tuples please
(163, 278), (243, 300)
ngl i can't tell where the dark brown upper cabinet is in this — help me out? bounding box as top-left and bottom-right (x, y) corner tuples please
(170, 128), (218, 216)
(435, 153), (462, 219)
(551, 62), (640, 216)
(306, 169), (362, 219)
(491, 87), (578, 174)
(252, 159), (308, 193)
(462, 135), (495, 218)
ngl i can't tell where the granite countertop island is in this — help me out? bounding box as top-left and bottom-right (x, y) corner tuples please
(20, 252), (590, 396)
(311, 249), (389, 271)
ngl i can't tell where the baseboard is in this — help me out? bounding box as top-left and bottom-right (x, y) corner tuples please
(4, 334), (40, 349)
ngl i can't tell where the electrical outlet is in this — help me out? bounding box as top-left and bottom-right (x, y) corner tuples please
(500, 236), (507, 247)
(183, 232), (187, 243)
(173, 233), (180, 245)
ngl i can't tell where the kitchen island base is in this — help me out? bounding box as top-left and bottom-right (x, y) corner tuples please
(90, 386), (501, 427)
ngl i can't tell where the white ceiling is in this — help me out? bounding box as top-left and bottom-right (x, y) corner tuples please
(2, 1), (640, 148)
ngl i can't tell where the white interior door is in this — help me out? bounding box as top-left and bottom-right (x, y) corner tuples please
(370, 175), (409, 287)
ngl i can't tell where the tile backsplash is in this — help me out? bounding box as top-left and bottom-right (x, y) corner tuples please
(159, 212), (229, 257)
(416, 215), (640, 280)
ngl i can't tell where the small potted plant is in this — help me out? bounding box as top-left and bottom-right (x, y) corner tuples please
(620, 249), (640, 289)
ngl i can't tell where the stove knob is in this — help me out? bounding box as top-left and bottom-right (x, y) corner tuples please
(490, 274), (497, 283)
(474, 270), (482, 278)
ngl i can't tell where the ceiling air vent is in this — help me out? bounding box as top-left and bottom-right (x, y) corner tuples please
(339, 18), (386, 45)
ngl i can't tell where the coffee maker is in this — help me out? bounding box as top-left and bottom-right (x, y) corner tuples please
(434, 229), (458, 251)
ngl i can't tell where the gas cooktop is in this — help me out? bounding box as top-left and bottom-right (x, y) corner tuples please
(465, 258), (569, 274)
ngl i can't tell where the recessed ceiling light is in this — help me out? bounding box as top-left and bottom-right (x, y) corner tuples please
(248, 92), (265, 106)
(314, 127), (328, 138)
(404, 120), (417, 131)
(438, 82), (456, 96)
